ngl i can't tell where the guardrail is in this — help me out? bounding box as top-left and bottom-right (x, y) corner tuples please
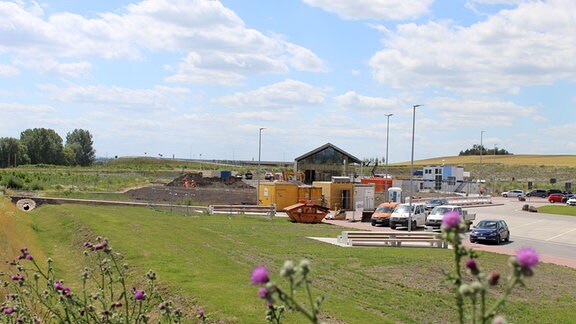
(208, 204), (276, 217)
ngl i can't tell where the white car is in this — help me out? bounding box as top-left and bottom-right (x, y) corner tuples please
(566, 198), (576, 206)
(501, 189), (524, 198)
(390, 203), (428, 230)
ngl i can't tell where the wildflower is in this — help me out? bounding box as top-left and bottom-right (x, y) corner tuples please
(280, 260), (295, 278)
(198, 309), (205, 317)
(54, 281), (64, 291)
(258, 287), (268, 299)
(133, 289), (145, 301)
(146, 270), (156, 281)
(3, 307), (15, 315)
(25, 254), (33, 261)
(251, 266), (269, 285)
(489, 271), (500, 286)
(442, 211), (461, 229)
(465, 258), (479, 275)
(516, 248), (539, 269)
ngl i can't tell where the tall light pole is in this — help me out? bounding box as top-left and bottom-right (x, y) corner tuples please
(408, 105), (422, 232)
(256, 127), (265, 205)
(384, 113), (393, 201)
(480, 131), (485, 195)
(493, 144), (497, 195)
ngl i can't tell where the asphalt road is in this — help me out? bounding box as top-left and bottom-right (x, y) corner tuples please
(467, 196), (576, 263)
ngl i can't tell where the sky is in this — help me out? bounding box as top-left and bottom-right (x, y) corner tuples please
(0, 0), (574, 163)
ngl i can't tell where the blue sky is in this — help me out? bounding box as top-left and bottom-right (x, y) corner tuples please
(0, 0), (574, 163)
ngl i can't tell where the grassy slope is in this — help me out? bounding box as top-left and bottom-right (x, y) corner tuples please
(3, 201), (575, 323)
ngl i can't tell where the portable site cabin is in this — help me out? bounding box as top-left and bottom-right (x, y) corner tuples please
(259, 182), (323, 211)
(312, 180), (354, 211)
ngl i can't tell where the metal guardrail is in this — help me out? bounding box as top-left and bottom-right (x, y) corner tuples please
(208, 204), (276, 217)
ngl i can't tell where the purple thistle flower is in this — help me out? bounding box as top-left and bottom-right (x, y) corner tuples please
(489, 271), (500, 286)
(516, 247), (539, 268)
(465, 258), (479, 274)
(54, 281), (64, 291)
(198, 309), (205, 317)
(441, 211), (461, 229)
(258, 287), (268, 299)
(3, 307), (15, 315)
(25, 254), (33, 261)
(133, 289), (145, 301)
(250, 266), (269, 285)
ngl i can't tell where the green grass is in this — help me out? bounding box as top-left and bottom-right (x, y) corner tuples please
(537, 205), (576, 216)
(3, 202), (574, 323)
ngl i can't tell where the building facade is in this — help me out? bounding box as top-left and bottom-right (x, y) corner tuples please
(294, 143), (362, 185)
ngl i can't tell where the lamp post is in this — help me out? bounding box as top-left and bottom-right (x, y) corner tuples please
(408, 105), (422, 232)
(384, 113), (393, 201)
(480, 131), (485, 195)
(493, 144), (497, 195)
(257, 127), (265, 205)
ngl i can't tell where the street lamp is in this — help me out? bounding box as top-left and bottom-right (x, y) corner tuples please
(408, 105), (422, 232)
(384, 113), (393, 201)
(480, 131), (485, 195)
(256, 127), (265, 205)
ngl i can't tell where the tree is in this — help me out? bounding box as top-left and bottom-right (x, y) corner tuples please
(65, 129), (96, 166)
(459, 145), (512, 156)
(0, 137), (30, 168)
(20, 128), (64, 165)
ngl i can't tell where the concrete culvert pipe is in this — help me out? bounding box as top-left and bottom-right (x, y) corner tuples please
(16, 199), (36, 212)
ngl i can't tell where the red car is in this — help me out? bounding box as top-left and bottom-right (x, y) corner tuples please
(548, 193), (565, 203)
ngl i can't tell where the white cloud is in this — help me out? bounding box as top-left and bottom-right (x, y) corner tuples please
(370, 0), (576, 92)
(214, 79), (328, 108)
(39, 84), (190, 109)
(427, 97), (541, 128)
(334, 91), (401, 111)
(0, 64), (19, 76)
(0, 101), (55, 113)
(302, 0), (433, 20)
(0, 0), (325, 84)
(14, 57), (92, 77)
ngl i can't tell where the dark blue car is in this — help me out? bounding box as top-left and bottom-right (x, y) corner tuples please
(469, 219), (510, 245)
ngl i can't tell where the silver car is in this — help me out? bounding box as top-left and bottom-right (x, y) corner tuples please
(501, 189), (524, 198)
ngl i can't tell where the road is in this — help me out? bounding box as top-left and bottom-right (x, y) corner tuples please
(467, 196), (576, 266)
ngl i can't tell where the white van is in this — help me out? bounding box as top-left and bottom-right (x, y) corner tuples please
(389, 203), (428, 230)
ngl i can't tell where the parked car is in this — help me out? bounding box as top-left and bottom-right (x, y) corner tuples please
(424, 198), (449, 211)
(244, 172), (253, 180)
(566, 197), (576, 206)
(390, 203), (428, 230)
(264, 172), (274, 181)
(548, 193), (565, 203)
(526, 189), (548, 198)
(370, 202), (399, 227)
(469, 219), (510, 245)
(547, 189), (564, 195)
(562, 194), (576, 203)
(425, 205), (476, 231)
(501, 189), (524, 198)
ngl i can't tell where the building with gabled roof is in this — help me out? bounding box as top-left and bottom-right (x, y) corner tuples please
(294, 143), (362, 184)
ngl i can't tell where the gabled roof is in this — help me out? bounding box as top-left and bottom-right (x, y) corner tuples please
(294, 143), (362, 164)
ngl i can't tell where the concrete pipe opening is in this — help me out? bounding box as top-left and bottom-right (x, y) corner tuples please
(16, 199), (36, 212)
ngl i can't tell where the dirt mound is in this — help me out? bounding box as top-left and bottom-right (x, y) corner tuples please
(166, 173), (252, 189)
(125, 173), (256, 206)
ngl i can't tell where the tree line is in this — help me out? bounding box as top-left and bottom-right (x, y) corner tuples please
(459, 144), (512, 156)
(0, 128), (96, 168)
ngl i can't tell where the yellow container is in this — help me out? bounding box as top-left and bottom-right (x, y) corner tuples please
(259, 182), (299, 211)
(312, 181), (355, 210)
(298, 186), (323, 205)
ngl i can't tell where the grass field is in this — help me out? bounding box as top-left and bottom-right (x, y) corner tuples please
(2, 200), (576, 323)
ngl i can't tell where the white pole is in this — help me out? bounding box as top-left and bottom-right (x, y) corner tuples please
(409, 105), (422, 232)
